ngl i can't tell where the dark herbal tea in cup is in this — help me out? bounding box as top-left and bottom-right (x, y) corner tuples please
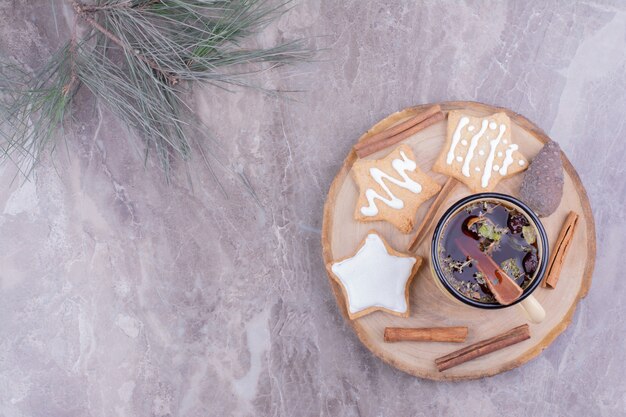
(438, 200), (540, 304)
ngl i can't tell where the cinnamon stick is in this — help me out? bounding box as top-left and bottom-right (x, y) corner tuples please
(435, 324), (530, 371)
(542, 211), (579, 289)
(356, 105), (442, 149)
(384, 326), (468, 343)
(408, 177), (458, 252)
(355, 110), (445, 158)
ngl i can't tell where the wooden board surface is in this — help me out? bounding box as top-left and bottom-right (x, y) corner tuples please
(321, 101), (596, 381)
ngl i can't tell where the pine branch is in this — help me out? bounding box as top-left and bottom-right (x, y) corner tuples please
(0, 0), (314, 182)
(62, 15), (80, 97)
(72, 0), (179, 85)
(80, 0), (159, 12)
(0, 44), (75, 177)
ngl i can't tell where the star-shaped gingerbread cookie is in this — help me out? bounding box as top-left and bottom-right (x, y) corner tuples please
(328, 231), (422, 319)
(432, 111), (528, 192)
(352, 144), (441, 233)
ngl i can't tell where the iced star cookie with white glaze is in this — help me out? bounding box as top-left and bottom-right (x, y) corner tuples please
(328, 231), (422, 319)
(432, 111), (528, 192)
(352, 144), (441, 233)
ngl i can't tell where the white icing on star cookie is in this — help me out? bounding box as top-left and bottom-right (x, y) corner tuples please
(329, 232), (420, 319)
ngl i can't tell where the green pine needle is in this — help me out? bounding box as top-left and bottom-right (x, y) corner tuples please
(0, 0), (313, 181)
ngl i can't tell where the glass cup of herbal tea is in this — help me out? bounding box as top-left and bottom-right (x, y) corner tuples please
(431, 193), (549, 323)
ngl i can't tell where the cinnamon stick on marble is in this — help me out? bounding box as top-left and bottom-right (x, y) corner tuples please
(543, 211), (579, 289)
(435, 324), (530, 372)
(384, 326), (468, 343)
(354, 107), (445, 158)
(408, 177), (458, 252)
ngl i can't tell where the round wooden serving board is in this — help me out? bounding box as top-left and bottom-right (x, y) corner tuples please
(321, 101), (596, 381)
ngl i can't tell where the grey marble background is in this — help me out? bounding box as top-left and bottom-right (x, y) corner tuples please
(1, 1), (625, 416)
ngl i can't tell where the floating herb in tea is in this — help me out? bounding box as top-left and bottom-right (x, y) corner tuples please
(501, 258), (523, 280)
(522, 225), (536, 244)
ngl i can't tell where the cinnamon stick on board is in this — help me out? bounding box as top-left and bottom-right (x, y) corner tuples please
(355, 104), (442, 149)
(435, 324), (530, 372)
(354, 109), (445, 158)
(384, 326), (468, 343)
(543, 211), (579, 289)
(408, 177), (458, 252)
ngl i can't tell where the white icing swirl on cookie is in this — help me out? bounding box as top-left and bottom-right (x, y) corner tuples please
(481, 124), (507, 188)
(446, 117), (470, 164)
(499, 144), (519, 175)
(462, 119), (489, 177)
(360, 151), (422, 217)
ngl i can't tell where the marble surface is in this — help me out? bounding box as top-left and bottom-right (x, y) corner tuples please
(1, 1), (625, 416)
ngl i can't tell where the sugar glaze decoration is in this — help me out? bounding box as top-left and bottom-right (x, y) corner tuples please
(360, 150), (422, 216)
(446, 116), (470, 164)
(433, 111), (528, 193)
(330, 232), (419, 319)
(351, 144), (441, 233)
(462, 119), (489, 178)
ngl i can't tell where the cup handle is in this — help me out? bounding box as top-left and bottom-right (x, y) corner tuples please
(518, 295), (545, 323)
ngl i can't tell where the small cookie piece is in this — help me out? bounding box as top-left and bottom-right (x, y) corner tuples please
(519, 140), (564, 217)
(352, 144), (441, 233)
(328, 231), (422, 319)
(433, 111), (528, 192)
